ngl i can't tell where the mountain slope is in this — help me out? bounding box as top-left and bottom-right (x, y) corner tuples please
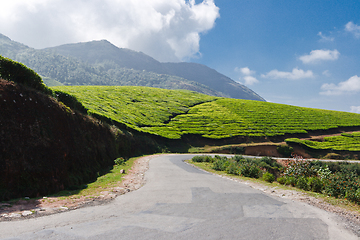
(47, 40), (164, 72)
(0, 35), (227, 97)
(161, 62), (264, 101)
(0, 34), (264, 101)
(46, 40), (265, 101)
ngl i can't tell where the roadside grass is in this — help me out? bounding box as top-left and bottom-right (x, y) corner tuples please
(0, 157), (139, 207)
(51, 157), (138, 199)
(187, 160), (360, 215)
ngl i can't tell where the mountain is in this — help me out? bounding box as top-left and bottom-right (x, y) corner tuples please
(46, 40), (265, 101)
(0, 33), (265, 101)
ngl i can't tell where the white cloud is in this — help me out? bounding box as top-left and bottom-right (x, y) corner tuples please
(345, 21), (360, 38)
(0, 0), (220, 62)
(318, 32), (334, 42)
(243, 76), (259, 85)
(235, 67), (255, 76)
(235, 67), (258, 85)
(322, 70), (331, 77)
(299, 49), (340, 64)
(261, 68), (314, 80)
(320, 75), (360, 95)
(351, 106), (360, 114)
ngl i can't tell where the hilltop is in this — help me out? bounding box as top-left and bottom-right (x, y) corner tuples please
(0, 33), (264, 101)
(54, 85), (360, 139)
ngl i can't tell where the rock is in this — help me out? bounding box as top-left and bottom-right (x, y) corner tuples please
(8, 213), (21, 218)
(22, 211), (33, 217)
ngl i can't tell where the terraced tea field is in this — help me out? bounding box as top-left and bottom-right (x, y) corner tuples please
(286, 132), (360, 151)
(52, 86), (360, 139)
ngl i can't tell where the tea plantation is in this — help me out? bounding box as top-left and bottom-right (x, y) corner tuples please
(286, 132), (360, 151)
(52, 86), (360, 139)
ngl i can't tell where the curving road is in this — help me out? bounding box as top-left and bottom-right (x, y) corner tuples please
(0, 154), (358, 239)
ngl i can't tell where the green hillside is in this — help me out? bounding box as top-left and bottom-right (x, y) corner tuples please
(286, 132), (360, 151)
(52, 86), (360, 139)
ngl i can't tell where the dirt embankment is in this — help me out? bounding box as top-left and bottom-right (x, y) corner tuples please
(0, 79), (119, 201)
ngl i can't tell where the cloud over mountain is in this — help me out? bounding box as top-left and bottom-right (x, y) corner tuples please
(235, 67), (259, 86)
(0, 0), (219, 62)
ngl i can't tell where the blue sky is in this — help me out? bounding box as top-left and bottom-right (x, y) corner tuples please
(0, 0), (359, 113)
(192, 0), (360, 113)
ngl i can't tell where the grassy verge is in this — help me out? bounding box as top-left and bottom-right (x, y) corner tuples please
(1, 157), (139, 207)
(187, 160), (360, 215)
(52, 157), (138, 199)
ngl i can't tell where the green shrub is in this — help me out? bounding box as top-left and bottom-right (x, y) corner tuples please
(283, 160), (316, 178)
(192, 156), (205, 162)
(345, 188), (360, 203)
(316, 165), (332, 180)
(0, 56), (52, 95)
(239, 162), (261, 178)
(55, 90), (88, 114)
(323, 172), (348, 198)
(212, 156), (229, 171)
(255, 156), (283, 176)
(285, 176), (297, 187)
(263, 172), (275, 183)
(204, 156), (214, 163)
(277, 176), (286, 184)
(193, 155), (214, 163)
(234, 155), (246, 163)
(296, 176), (309, 191)
(277, 144), (294, 157)
(114, 157), (125, 166)
(226, 161), (240, 175)
(308, 177), (323, 193)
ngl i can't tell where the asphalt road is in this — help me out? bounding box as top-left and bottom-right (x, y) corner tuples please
(0, 154), (358, 239)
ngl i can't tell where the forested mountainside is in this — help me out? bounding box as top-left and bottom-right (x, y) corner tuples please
(0, 33), (264, 101)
